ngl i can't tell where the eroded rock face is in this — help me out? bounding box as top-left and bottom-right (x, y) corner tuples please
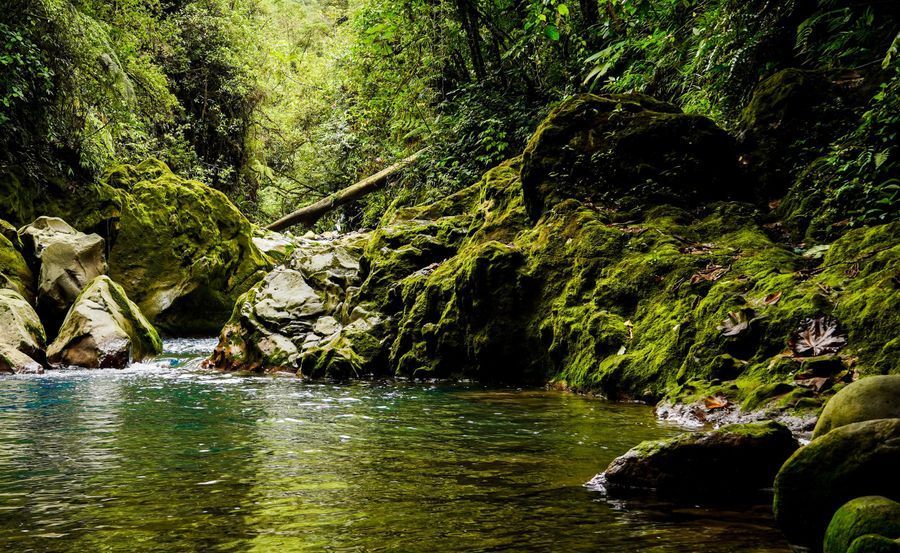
(0, 289), (46, 374)
(520, 93), (741, 220)
(774, 419), (900, 549)
(19, 216), (107, 326)
(0, 221), (33, 303)
(210, 232), (385, 377)
(814, 376), (900, 438)
(589, 421), (798, 497)
(47, 276), (162, 369)
(824, 496), (900, 553)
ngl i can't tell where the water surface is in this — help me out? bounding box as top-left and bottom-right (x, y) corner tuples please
(0, 339), (790, 552)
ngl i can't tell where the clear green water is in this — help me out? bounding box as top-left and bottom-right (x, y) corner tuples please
(0, 339), (790, 552)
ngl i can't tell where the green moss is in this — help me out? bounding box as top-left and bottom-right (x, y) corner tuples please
(824, 496), (900, 553)
(0, 229), (34, 304)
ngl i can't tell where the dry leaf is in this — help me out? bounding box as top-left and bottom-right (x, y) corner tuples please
(764, 291), (783, 305)
(691, 264), (729, 284)
(795, 376), (830, 393)
(790, 315), (847, 357)
(719, 308), (755, 337)
(704, 396), (729, 410)
(679, 243), (716, 255)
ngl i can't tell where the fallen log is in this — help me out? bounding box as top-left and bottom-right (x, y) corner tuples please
(266, 148), (428, 231)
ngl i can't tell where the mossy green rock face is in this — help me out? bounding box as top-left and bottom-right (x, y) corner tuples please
(106, 162), (271, 333)
(824, 496), (900, 553)
(596, 421), (798, 497)
(846, 535), (900, 553)
(0, 289), (46, 374)
(0, 222), (34, 304)
(814, 376), (900, 438)
(774, 419), (900, 549)
(47, 276), (162, 369)
(520, 93), (740, 220)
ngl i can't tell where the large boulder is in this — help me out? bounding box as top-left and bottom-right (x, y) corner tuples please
(814, 376), (900, 438)
(774, 419), (900, 548)
(0, 289), (46, 373)
(846, 535), (900, 553)
(0, 222), (34, 303)
(18, 216), (107, 326)
(47, 276), (162, 369)
(824, 496), (900, 553)
(590, 421), (798, 497)
(520, 93), (741, 220)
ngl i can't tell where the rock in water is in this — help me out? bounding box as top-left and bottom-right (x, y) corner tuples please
(774, 419), (900, 548)
(824, 496), (900, 553)
(0, 289), (46, 373)
(520, 93), (740, 220)
(18, 216), (107, 326)
(592, 421), (798, 497)
(813, 376), (900, 438)
(47, 276), (162, 368)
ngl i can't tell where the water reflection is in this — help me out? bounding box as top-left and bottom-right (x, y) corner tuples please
(0, 341), (791, 552)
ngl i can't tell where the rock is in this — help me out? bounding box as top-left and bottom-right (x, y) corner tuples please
(18, 216), (107, 326)
(520, 93), (740, 220)
(824, 496), (900, 553)
(252, 229), (295, 262)
(814, 376), (900, 438)
(0, 219), (19, 245)
(846, 535), (900, 553)
(774, 419), (900, 548)
(47, 276), (162, 368)
(591, 421), (798, 497)
(0, 223), (34, 303)
(0, 289), (46, 373)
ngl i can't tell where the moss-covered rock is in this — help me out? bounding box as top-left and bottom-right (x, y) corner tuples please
(774, 419), (900, 548)
(520, 93), (741, 220)
(593, 421), (798, 497)
(0, 289), (46, 373)
(846, 535), (900, 553)
(814, 376), (900, 438)
(824, 496), (900, 553)
(47, 276), (162, 368)
(0, 222), (33, 304)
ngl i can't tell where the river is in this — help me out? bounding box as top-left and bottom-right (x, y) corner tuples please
(0, 339), (790, 552)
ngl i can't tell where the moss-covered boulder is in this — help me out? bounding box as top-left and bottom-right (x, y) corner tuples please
(846, 535), (900, 553)
(0, 222), (34, 303)
(19, 216), (107, 329)
(774, 419), (900, 548)
(520, 93), (741, 220)
(0, 289), (46, 373)
(592, 421), (798, 497)
(824, 496), (900, 553)
(47, 276), (162, 369)
(814, 376), (900, 438)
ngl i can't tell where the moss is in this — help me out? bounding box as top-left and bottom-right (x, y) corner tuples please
(0, 229), (34, 304)
(824, 496), (900, 553)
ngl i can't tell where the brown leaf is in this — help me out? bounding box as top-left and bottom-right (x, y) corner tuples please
(764, 291), (783, 305)
(790, 315), (847, 357)
(679, 243), (717, 255)
(704, 396), (729, 410)
(845, 263), (860, 278)
(691, 264), (729, 284)
(718, 308), (755, 337)
(795, 376), (831, 393)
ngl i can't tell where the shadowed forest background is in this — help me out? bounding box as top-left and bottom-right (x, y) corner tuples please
(2, 0), (898, 232)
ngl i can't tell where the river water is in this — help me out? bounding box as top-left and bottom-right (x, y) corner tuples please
(0, 339), (790, 552)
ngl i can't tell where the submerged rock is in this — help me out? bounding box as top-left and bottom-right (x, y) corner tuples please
(813, 376), (900, 439)
(47, 276), (162, 369)
(0, 289), (46, 374)
(774, 418), (900, 548)
(19, 216), (107, 326)
(824, 496), (900, 553)
(590, 421), (798, 497)
(520, 93), (740, 220)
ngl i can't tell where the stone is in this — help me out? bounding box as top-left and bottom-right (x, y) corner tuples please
(18, 216), (107, 325)
(824, 496), (900, 553)
(814, 375), (900, 438)
(846, 535), (900, 553)
(47, 276), (162, 369)
(0, 289), (46, 373)
(774, 419), (900, 548)
(592, 421), (798, 497)
(520, 93), (741, 220)
(252, 229), (295, 262)
(0, 224), (33, 303)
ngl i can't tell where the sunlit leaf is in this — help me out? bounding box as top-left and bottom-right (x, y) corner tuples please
(790, 315), (847, 357)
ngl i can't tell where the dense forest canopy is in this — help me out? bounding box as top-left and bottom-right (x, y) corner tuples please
(1, 0), (898, 230)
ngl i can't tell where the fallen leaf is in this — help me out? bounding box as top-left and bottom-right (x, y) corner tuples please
(795, 376), (830, 393)
(790, 315), (847, 357)
(764, 291), (783, 305)
(704, 396), (729, 410)
(691, 264), (729, 284)
(718, 308), (756, 337)
(679, 243), (716, 255)
(845, 263), (860, 278)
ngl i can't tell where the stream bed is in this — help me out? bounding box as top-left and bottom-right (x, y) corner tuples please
(0, 339), (790, 552)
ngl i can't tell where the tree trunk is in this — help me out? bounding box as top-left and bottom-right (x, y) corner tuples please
(266, 149), (428, 232)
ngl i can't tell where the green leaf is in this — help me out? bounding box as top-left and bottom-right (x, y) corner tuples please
(545, 25), (560, 41)
(557, 4), (569, 17)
